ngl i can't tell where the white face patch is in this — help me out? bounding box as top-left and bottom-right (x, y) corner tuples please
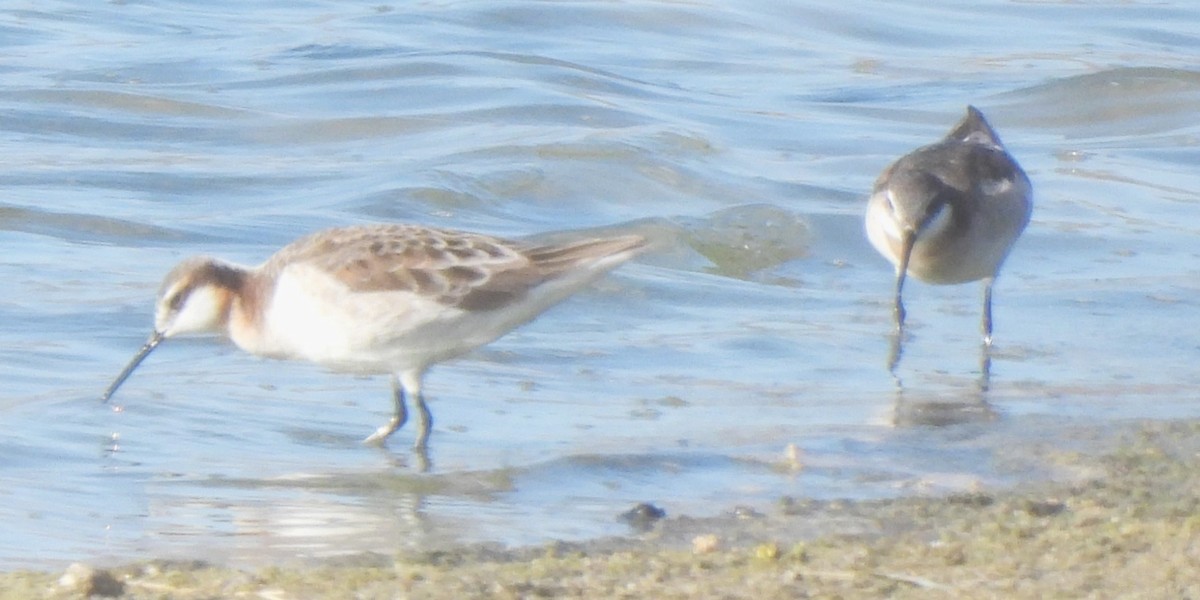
(157, 284), (225, 337)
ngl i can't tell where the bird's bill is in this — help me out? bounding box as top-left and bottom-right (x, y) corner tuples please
(891, 231), (917, 328)
(102, 331), (165, 403)
(894, 232), (916, 290)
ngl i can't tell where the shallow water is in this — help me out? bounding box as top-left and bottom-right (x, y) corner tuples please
(2, 0), (1199, 569)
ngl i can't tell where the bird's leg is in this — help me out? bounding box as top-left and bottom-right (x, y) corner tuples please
(981, 277), (995, 347)
(413, 388), (433, 452)
(363, 374), (408, 445)
(978, 278), (996, 390)
(397, 371), (434, 471)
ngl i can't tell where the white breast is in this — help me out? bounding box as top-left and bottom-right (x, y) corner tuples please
(250, 264), (452, 373)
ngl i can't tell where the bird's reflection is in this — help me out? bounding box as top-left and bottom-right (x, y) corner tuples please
(888, 334), (996, 428)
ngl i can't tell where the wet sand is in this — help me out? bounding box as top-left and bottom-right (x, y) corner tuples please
(7, 419), (1199, 599)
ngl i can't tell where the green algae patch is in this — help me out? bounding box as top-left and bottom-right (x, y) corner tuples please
(4, 420), (1200, 599)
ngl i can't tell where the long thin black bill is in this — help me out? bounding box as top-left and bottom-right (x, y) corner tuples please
(892, 232), (916, 330)
(102, 332), (165, 403)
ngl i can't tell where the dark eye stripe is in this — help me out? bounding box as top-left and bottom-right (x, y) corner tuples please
(167, 291), (186, 311)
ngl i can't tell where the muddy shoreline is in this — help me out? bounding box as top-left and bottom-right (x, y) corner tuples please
(6, 420), (1199, 599)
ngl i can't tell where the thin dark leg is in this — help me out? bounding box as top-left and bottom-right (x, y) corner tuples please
(981, 277), (995, 347)
(390, 374), (410, 430)
(413, 390), (433, 451)
(408, 374), (433, 472)
(389, 370), (433, 452)
(363, 374), (408, 445)
(979, 278), (997, 390)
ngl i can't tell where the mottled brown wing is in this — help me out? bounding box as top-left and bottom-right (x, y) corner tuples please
(456, 234), (646, 311)
(266, 224), (533, 307)
(270, 224), (643, 311)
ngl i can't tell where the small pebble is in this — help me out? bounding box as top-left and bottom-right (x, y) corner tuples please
(1025, 498), (1066, 517)
(618, 502), (666, 531)
(731, 505), (764, 519)
(692, 534), (720, 554)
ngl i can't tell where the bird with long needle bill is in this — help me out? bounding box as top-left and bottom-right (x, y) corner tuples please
(103, 224), (646, 452)
(865, 106), (1032, 372)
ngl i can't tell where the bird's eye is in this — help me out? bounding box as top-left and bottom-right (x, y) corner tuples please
(885, 189), (899, 213)
(167, 291), (186, 312)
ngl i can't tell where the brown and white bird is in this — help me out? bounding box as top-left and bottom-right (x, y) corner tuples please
(103, 223), (646, 450)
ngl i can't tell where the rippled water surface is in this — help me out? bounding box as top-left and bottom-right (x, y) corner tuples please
(3, 1), (1199, 569)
